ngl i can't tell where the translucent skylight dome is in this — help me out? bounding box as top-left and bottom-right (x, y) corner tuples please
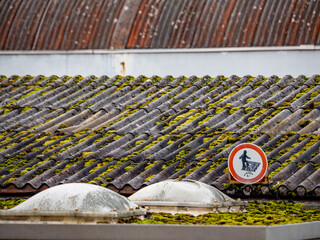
(11, 183), (137, 212)
(129, 179), (234, 203)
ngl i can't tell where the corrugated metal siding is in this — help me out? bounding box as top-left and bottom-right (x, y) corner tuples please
(0, 0), (319, 50)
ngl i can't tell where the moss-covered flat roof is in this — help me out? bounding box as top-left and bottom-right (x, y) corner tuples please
(0, 74), (319, 199)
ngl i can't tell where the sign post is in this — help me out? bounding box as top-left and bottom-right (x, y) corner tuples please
(228, 143), (268, 184)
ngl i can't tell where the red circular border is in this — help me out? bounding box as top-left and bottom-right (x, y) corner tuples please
(228, 143), (267, 184)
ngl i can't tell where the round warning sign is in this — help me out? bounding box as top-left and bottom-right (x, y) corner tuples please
(228, 143), (268, 184)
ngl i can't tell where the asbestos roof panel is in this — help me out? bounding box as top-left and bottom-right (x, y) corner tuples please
(0, 74), (319, 199)
(0, 0), (320, 50)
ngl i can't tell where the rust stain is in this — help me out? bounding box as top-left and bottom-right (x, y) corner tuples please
(109, 0), (142, 49)
(0, 0), (22, 49)
(120, 185), (136, 195)
(191, 0), (217, 48)
(126, 0), (149, 48)
(0, 0), (319, 50)
(266, 0), (287, 46)
(216, 0), (237, 47)
(120, 61), (126, 76)
(278, 1), (298, 46)
(312, 1), (320, 44)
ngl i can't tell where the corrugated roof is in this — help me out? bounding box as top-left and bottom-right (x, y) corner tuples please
(0, 0), (319, 50)
(0, 74), (319, 199)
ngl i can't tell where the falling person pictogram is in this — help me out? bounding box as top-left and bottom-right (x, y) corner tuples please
(239, 150), (260, 172)
(239, 150), (250, 170)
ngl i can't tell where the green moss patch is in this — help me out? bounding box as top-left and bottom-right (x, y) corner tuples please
(120, 201), (320, 225)
(0, 199), (27, 209)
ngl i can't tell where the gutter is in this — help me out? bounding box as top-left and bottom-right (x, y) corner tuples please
(0, 45), (319, 55)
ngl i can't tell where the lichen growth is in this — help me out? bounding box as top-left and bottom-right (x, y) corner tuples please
(119, 201), (320, 225)
(0, 199), (27, 209)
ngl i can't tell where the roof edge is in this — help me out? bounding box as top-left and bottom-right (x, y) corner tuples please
(0, 45), (319, 55)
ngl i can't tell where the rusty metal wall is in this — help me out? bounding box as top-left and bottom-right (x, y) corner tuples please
(0, 0), (319, 50)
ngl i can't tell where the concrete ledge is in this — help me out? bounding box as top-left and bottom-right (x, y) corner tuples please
(0, 221), (319, 240)
(0, 209), (146, 223)
(266, 222), (320, 240)
(1, 47), (320, 77)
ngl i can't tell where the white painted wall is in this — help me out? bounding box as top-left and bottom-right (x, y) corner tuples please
(0, 47), (319, 77)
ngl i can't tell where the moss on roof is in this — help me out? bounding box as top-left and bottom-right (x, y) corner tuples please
(119, 201), (320, 225)
(0, 74), (319, 198)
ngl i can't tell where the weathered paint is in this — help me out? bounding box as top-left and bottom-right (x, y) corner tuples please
(0, 0), (319, 50)
(0, 47), (319, 77)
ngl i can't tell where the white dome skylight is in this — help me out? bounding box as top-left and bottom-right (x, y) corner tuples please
(11, 183), (137, 212)
(129, 179), (234, 203)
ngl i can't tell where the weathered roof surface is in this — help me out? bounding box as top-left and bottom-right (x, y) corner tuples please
(1, 0), (319, 50)
(0, 74), (319, 199)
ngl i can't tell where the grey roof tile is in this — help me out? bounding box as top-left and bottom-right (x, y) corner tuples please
(0, 74), (319, 199)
